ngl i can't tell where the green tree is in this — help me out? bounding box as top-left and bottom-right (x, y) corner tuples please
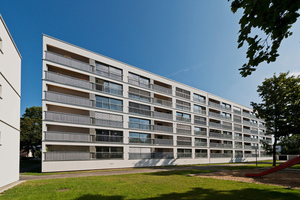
(229, 0), (300, 77)
(20, 106), (42, 158)
(280, 135), (300, 154)
(251, 72), (300, 166)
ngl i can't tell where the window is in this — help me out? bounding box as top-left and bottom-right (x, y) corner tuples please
(193, 93), (205, 103)
(129, 132), (151, 144)
(129, 117), (151, 130)
(95, 62), (123, 80)
(128, 73), (150, 88)
(95, 95), (122, 111)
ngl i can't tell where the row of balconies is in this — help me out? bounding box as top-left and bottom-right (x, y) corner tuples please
(43, 150), (266, 161)
(46, 55), (264, 126)
(44, 131), (267, 149)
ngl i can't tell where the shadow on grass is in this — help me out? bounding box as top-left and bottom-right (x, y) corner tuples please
(74, 187), (300, 200)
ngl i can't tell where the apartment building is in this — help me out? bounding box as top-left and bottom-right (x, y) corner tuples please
(42, 35), (272, 172)
(0, 15), (22, 187)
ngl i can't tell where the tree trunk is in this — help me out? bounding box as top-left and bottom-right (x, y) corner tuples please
(273, 137), (278, 166)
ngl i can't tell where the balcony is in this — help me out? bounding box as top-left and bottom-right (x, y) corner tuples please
(243, 121), (251, 126)
(243, 112), (251, 118)
(129, 152), (174, 159)
(45, 51), (91, 72)
(45, 111), (91, 125)
(234, 118), (241, 123)
(259, 124), (266, 128)
(153, 98), (172, 107)
(243, 129), (251, 133)
(128, 91), (151, 102)
(209, 132), (232, 139)
(44, 131), (91, 142)
(44, 91), (91, 107)
(222, 124), (232, 130)
(194, 108), (206, 115)
(234, 110), (241, 115)
(250, 122), (258, 127)
(45, 71), (91, 90)
(128, 137), (173, 146)
(177, 153), (192, 158)
(234, 136), (243, 140)
(194, 130), (207, 136)
(194, 119), (206, 126)
(234, 127), (242, 132)
(210, 143), (233, 148)
(195, 153), (208, 158)
(153, 111), (173, 120)
(128, 122), (151, 130)
(209, 122), (222, 128)
(44, 151), (92, 161)
(95, 101), (123, 112)
(235, 145), (243, 149)
(95, 135), (123, 143)
(251, 130), (258, 134)
(193, 97), (206, 104)
(195, 142), (207, 147)
(95, 152), (124, 159)
(177, 141), (192, 146)
(152, 84), (172, 95)
(128, 107), (151, 117)
(94, 118), (123, 128)
(128, 77), (150, 88)
(94, 83), (123, 96)
(176, 116), (191, 123)
(176, 91), (190, 100)
(176, 128), (191, 135)
(244, 145), (257, 149)
(153, 125), (173, 133)
(95, 67), (122, 81)
(210, 153), (233, 158)
(208, 101), (222, 109)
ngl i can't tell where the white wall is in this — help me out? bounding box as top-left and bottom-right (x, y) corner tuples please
(0, 15), (21, 188)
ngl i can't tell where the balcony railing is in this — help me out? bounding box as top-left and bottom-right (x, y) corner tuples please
(244, 145), (257, 149)
(44, 151), (92, 161)
(128, 91), (151, 103)
(222, 124), (232, 130)
(209, 122), (222, 128)
(129, 107), (152, 117)
(95, 68), (123, 81)
(209, 132), (232, 139)
(176, 128), (191, 135)
(44, 91), (91, 107)
(128, 122), (151, 130)
(44, 131), (91, 142)
(243, 129), (251, 133)
(259, 124), (266, 128)
(94, 118), (123, 128)
(153, 125), (173, 133)
(95, 101), (123, 112)
(208, 101), (222, 109)
(153, 98), (172, 107)
(95, 135), (123, 143)
(243, 121), (251, 126)
(194, 119), (206, 126)
(128, 137), (173, 146)
(129, 152), (174, 159)
(210, 153), (233, 158)
(176, 116), (191, 123)
(194, 130), (207, 136)
(152, 84), (172, 94)
(93, 83), (123, 96)
(95, 152), (124, 159)
(128, 77), (150, 88)
(233, 110), (241, 115)
(195, 153), (208, 158)
(250, 122), (258, 127)
(234, 118), (241, 123)
(194, 108), (206, 115)
(153, 138), (174, 146)
(45, 71), (91, 90)
(153, 111), (173, 120)
(45, 51), (91, 72)
(243, 112), (251, 118)
(234, 136), (243, 140)
(235, 145), (243, 149)
(193, 97), (206, 104)
(194, 142), (207, 147)
(234, 127), (242, 132)
(177, 141), (192, 146)
(251, 130), (258, 134)
(175, 91), (190, 100)
(210, 143), (233, 148)
(45, 111), (91, 125)
(177, 153), (192, 158)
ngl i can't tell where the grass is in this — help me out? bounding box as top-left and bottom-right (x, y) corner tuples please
(1, 169), (300, 200)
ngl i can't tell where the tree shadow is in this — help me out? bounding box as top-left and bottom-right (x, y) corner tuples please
(133, 158), (177, 168)
(145, 169), (215, 176)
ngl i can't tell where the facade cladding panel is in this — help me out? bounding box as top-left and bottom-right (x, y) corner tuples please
(42, 35), (272, 172)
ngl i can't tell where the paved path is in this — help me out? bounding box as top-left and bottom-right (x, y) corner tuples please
(20, 164), (252, 181)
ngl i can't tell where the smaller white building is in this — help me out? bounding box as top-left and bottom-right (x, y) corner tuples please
(0, 14), (22, 188)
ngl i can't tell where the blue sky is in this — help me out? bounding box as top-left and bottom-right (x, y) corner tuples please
(1, 0), (300, 115)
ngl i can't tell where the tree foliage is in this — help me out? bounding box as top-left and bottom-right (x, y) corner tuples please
(20, 106), (42, 158)
(229, 0), (300, 77)
(251, 72), (300, 166)
(280, 135), (300, 154)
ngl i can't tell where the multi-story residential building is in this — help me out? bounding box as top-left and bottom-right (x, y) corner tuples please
(42, 35), (272, 172)
(0, 15), (22, 187)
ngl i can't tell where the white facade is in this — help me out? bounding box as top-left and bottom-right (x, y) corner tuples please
(0, 15), (21, 187)
(42, 35), (271, 172)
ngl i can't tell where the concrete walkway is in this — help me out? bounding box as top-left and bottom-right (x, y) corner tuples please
(20, 164), (252, 181)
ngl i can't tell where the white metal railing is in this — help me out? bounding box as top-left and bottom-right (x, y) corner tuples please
(45, 111), (91, 124)
(251, 130), (258, 134)
(44, 131), (91, 142)
(44, 151), (91, 161)
(45, 71), (91, 89)
(152, 84), (172, 94)
(45, 51), (91, 72)
(210, 153), (233, 158)
(44, 91), (91, 107)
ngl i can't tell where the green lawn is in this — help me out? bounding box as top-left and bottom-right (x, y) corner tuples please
(2, 170), (300, 200)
